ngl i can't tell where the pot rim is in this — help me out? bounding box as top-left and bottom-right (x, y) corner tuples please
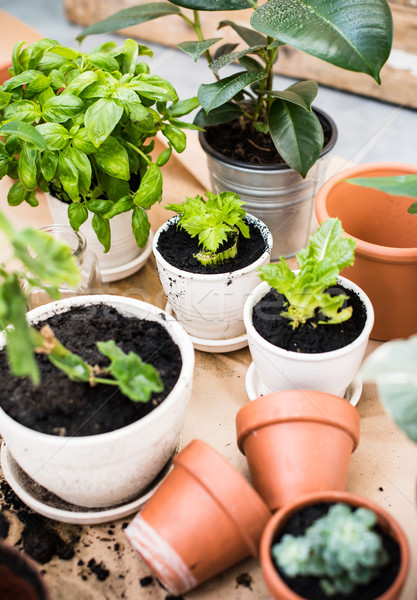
(0, 294), (194, 446)
(260, 490), (410, 600)
(315, 162), (417, 261)
(152, 213), (273, 281)
(0, 540), (52, 600)
(244, 275), (375, 362)
(198, 106), (338, 173)
(236, 390), (360, 454)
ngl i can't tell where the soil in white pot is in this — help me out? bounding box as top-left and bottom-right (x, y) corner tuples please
(272, 502), (401, 600)
(253, 284), (367, 353)
(157, 218), (268, 274)
(0, 304), (182, 436)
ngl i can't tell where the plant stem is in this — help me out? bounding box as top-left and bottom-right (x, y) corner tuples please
(252, 37), (278, 123)
(125, 141), (152, 166)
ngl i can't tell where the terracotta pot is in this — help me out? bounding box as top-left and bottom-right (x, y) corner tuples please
(125, 439), (271, 595)
(0, 541), (51, 600)
(315, 162), (417, 341)
(236, 391), (360, 511)
(260, 490), (410, 600)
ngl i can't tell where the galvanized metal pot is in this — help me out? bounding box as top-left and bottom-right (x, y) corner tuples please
(199, 108), (337, 260)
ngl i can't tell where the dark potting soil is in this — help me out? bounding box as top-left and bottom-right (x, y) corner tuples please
(157, 219), (267, 274)
(0, 304), (182, 436)
(272, 503), (401, 600)
(252, 284), (367, 353)
(204, 112), (332, 166)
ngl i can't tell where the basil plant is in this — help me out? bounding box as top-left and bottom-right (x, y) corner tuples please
(0, 38), (197, 252)
(79, 0), (393, 178)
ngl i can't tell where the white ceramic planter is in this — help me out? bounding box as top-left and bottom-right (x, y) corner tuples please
(46, 194), (143, 272)
(0, 295), (194, 508)
(244, 276), (374, 397)
(153, 214), (273, 340)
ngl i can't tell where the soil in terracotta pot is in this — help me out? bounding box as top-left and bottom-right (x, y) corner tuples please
(204, 112), (332, 166)
(157, 218), (267, 274)
(252, 284), (367, 353)
(272, 503), (401, 600)
(0, 304), (182, 436)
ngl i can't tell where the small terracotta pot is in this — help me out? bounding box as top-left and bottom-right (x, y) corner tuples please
(315, 162), (417, 341)
(236, 391), (360, 511)
(0, 541), (51, 600)
(125, 439), (271, 595)
(260, 491), (410, 600)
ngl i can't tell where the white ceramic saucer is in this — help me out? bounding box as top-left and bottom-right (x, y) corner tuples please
(100, 233), (153, 283)
(165, 302), (248, 353)
(245, 362), (363, 406)
(1, 441), (178, 525)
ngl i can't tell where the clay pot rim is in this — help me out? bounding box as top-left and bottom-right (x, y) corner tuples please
(260, 490), (410, 600)
(0, 540), (52, 600)
(316, 162), (417, 262)
(152, 213), (273, 281)
(236, 390), (360, 455)
(173, 440), (271, 558)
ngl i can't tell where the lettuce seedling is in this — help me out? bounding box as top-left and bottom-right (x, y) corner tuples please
(272, 503), (389, 597)
(166, 190), (250, 266)
(257, 218), (356, 329)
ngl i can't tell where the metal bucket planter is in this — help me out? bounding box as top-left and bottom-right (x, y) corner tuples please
(199, 108), (337, 260)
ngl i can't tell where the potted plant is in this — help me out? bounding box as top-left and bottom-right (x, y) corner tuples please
(152, 189), (272, 349)
(236, 390), (360, 511)
(0, 209), (195, 508)
(0, 37), (195, 278)
(125, 439), (271, 595)
(315, 163), (417, 341)
(260, 491), (410, 600)
(243, 218), (374, 397)
(0, 540), (51, 600)
(78, 0), (393, 258)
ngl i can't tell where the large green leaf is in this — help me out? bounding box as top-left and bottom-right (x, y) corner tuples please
(94, 136), (130, 180)
(177, 39), (222, 62)
(84, 98), (124, 147)
(218, 20), (268, 46)
(133, 164), (162, 208)
(132, 207), (151, 247)
(43, 94), (85, 123)
(251, 0), (393, 83)
(4, 100), (42, 123)
(194, 103), (243, 127)
(268, 99), (323, 178)
(209, 45), (265, 75)
(169, 0), (253, 10)
(198, 72), (266, 112)
(77, 3), (181, 41)
(18, 144), (37, 190)
(36, 123), (71, 150)
(0, 122), (47, 149)
(264, 81), (319, 111)
(345, 175), (417, 198)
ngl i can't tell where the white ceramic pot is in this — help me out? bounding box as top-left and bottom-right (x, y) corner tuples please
(46, 194), (143, 272)
(153, 214), (273, 340)
(0, 295), (194, 508)
(244, 276), (374, 397)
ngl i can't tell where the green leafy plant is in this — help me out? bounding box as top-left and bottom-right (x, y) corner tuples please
(257, 218), (356, 328)
(346, 175), (417, 214)
(78, 0), (393, 178)
(166, 190), (249, 265)
(0, 209), (163, 402)
(0, 38), (196, 252)
(272, 503), (389, 597)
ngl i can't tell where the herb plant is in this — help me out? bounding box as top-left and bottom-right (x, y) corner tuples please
(0, 38), (195, 252)
(346, 175), (417, 215)
(0, 209), (163, 402)
(166, 190), (249, 266)
(272, 503), (389, 597)
(79, 1), (393, 178)
(257, 218), (356, 328)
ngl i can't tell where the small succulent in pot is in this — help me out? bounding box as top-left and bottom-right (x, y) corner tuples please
(0, 37), (194, 252)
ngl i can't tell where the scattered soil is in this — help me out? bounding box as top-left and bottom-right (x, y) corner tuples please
(87, 558), (109, 581)
(157, 218), (268, 274)
(0, 304), (182, 436)
(252, 284), (367, 353)
(0, 513), (10, 539)
(272, 503), (401, 600)
(236, 572), (253, 589)
(203, 111), (332, 167)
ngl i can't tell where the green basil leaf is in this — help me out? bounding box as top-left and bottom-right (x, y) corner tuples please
(58, 150), (79, 200)
(48, 45), (81, 61)
(113, 86), (149, 121)
(72, 127), (97, 153)
(0, 155), (10, 179)
(25, 73), (51, 95)
(11, 41), (26, 76)
(133, 164), (162, 208)
(132, 207), (150, 248)
(68, 202), (88, 231)
(66, 146), (92, 194)
(193, 103), (243, 127)
(87, 52), (120, 72)
(218, 20), (268, 46)
(62, 71), (98, 96)
(0, 91), (12, 110)
(7, 181), (27, 206)
(4, 100), (42, 123)
(37, 52), (71, 73)
(209, 45), (265, 75)
(84, 97), (124, 147)
(2, 70), (39, 92)
(167, 96), (200, 118)
(40, 149), (58, 181)
(25, 190), (39, 207)
(264, 81), (319, 111)
(17, 144), (38, 189)
(198, 72), (266, 112)
(104, 196), (133, 218)
(177, 38), (222, 62)
(86, 199), (114, 214)
(92, 213), (111, 252)
(156, 146), (172, 167)
(162, 125), (186, 153)
(43, 94), (84, 123)
(50, 69), (66, 89)
(36, 86), (55, 106)
(123, 39), (139, 74)
(94, 136), (130, 180)
(0, 121), (47, 149)
(36, 123), (71, 150)
(128, 74), (178, 102)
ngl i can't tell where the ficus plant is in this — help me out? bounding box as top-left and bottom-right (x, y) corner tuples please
(0, 38), (197, 252)
(79, 0), (393, 178)
(257, 218), (356, 329)
(0, 209), (163, 402)
(165, 190), (249, 266)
